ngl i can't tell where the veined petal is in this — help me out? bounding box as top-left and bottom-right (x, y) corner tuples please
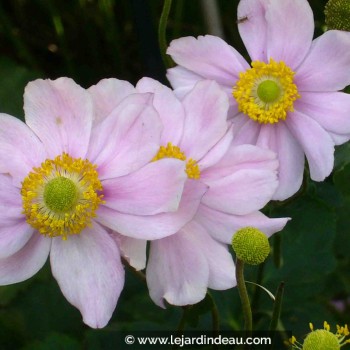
(167, 35), (249, 85)
(0, 114), (45, 186)
(231, 114), (260, 146)
(181, 80), (229, 160)
(146, 229), (209, 308)
(24, 78), (93, 159)
(286, 111), (334, 181)
(195, 205), (289, 244)
(266, 0), (314, 69)
(50, 222), (124, 329)
(88, 78), (136, 124)
(102, 159), (186, 215)
(0, 233), (51, 285)
(97, 180), (208, 239)
(87, 93), (162, 179)
(136, 77), (185, 145)
(296, 30), (350, 91)
(237, 0), (269, 62)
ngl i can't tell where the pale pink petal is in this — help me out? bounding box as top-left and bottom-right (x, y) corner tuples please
(286, 111), (334, 181)
(0, 114), (45, 186)
(202, 169), (278, 215)
(188, 220), (236, 290)
(0, 174), (25, 225)
(119, 236), (147, 271)
(50, 222), (124, 329)
(88, 78), (136, 124)
(195, 205), (289, 244)
(96, 180), (208, 239)
(272, 122), (305, 200)
(87, 93), (162, 179)
(102, 159), (186, 215)
(237, 0), (269, 62)
(201, 143), (278, 181)
(24, 78), (93, 159)
(0, 221), (34, 259)
(266, 0), (314, 69)
(136, 77), (185, 145)
(296, 30), (350, 91)
(0, 233), (51, 285)
(180, 80), (229, 160)
(146, 229), (209, 307)
(167, 35), (249, 85)
(231, 115), (261, 146)
(295, 92), (350, 145)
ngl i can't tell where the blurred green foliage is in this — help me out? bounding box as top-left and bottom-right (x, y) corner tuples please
(2, 0), (350, 349)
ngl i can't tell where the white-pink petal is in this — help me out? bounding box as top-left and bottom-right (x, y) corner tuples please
(24, 78), (93, 159)
(265, 0), (314, 69)
(286, 111), (334, 181)
(102, 159), (186, 215)
(118, 236), (147, 271)
(50, 222), (124, 329)
(296, 30), (350, 91)
(0, 233), (51, 285)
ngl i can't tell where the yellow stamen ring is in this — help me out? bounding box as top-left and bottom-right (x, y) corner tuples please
(233, 59), (300, 124)
(21, 153), (104, 240)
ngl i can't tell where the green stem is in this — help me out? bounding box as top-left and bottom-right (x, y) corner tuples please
(158, 0), (174, 68)
(236, 259), (252, 337)
(207, 292), (220, 336)
(269, 282), (285, 332)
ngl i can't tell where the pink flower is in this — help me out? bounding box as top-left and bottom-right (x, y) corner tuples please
(166, 0), (350, 200)
(118, 78), (289, 307)
(0, 77), (187, 328)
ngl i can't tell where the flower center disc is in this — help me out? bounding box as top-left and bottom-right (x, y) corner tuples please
(21, 153), (104, 240)
(152, 142), (200, 179)
(233, 59), (300, 124)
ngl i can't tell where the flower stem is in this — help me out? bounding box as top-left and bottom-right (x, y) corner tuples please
(158, 0), (174, 68)
(208, 292), (220, 336)
(236, 258), (252, 336)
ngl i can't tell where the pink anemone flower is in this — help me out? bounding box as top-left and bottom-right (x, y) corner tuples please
(116, 77), (289, 307)
(0, 77), (187, 328)
(167, 0), (350, 200)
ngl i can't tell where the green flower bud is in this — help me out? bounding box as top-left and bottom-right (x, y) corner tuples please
(325, 0), (350, 31)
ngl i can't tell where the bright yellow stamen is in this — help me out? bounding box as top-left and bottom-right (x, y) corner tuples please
(233, 58), (300, 124)
(21, 153), (104, 240)
(152, 142), (200, 180)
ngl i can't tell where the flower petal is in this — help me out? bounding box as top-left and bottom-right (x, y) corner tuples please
(88, 78), (136, 124)
(0, 233), (50, 285)
(202, 168), (278, 215)
(50, 222), (124, 328)
(97, 180), (208, 239)
(24, 78), (93, 159)
(180, 80), (229, 160)
(237, 0), (269, 62)
(195, 205), (289, 244)
(136, 77), (185, 145)
(146, 228), (209, 307)
(118, 236), (147, 271)
(167, 35), (249, 85)
(286, 111), (334, 181)
(265, 0), (314, 69)
(295, 92), (350, 145)
(231, 114), (261, 146)
(102, 159), (186, 215)
(0, 114), (45, 185)
(87, 93), (162, 179)
(296, 30), (350, 91)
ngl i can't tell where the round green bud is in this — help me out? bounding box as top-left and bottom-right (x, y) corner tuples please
(231, 227), (270, 265)
(303, 329), (340, 350)
(325, 0), (350, 31)
(257, 80), (281, 103)
(44, 176), (78, 213)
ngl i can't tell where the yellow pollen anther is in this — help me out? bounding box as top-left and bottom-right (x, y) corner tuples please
(21, 153), (104, 240)
(233, 58), (300, 124)
(152, 142), (200, 180)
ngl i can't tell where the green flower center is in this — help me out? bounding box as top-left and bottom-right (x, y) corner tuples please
(44, 176), (78, 213)
(303, 330), (340, 350)
(257, 80), (281, 103)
